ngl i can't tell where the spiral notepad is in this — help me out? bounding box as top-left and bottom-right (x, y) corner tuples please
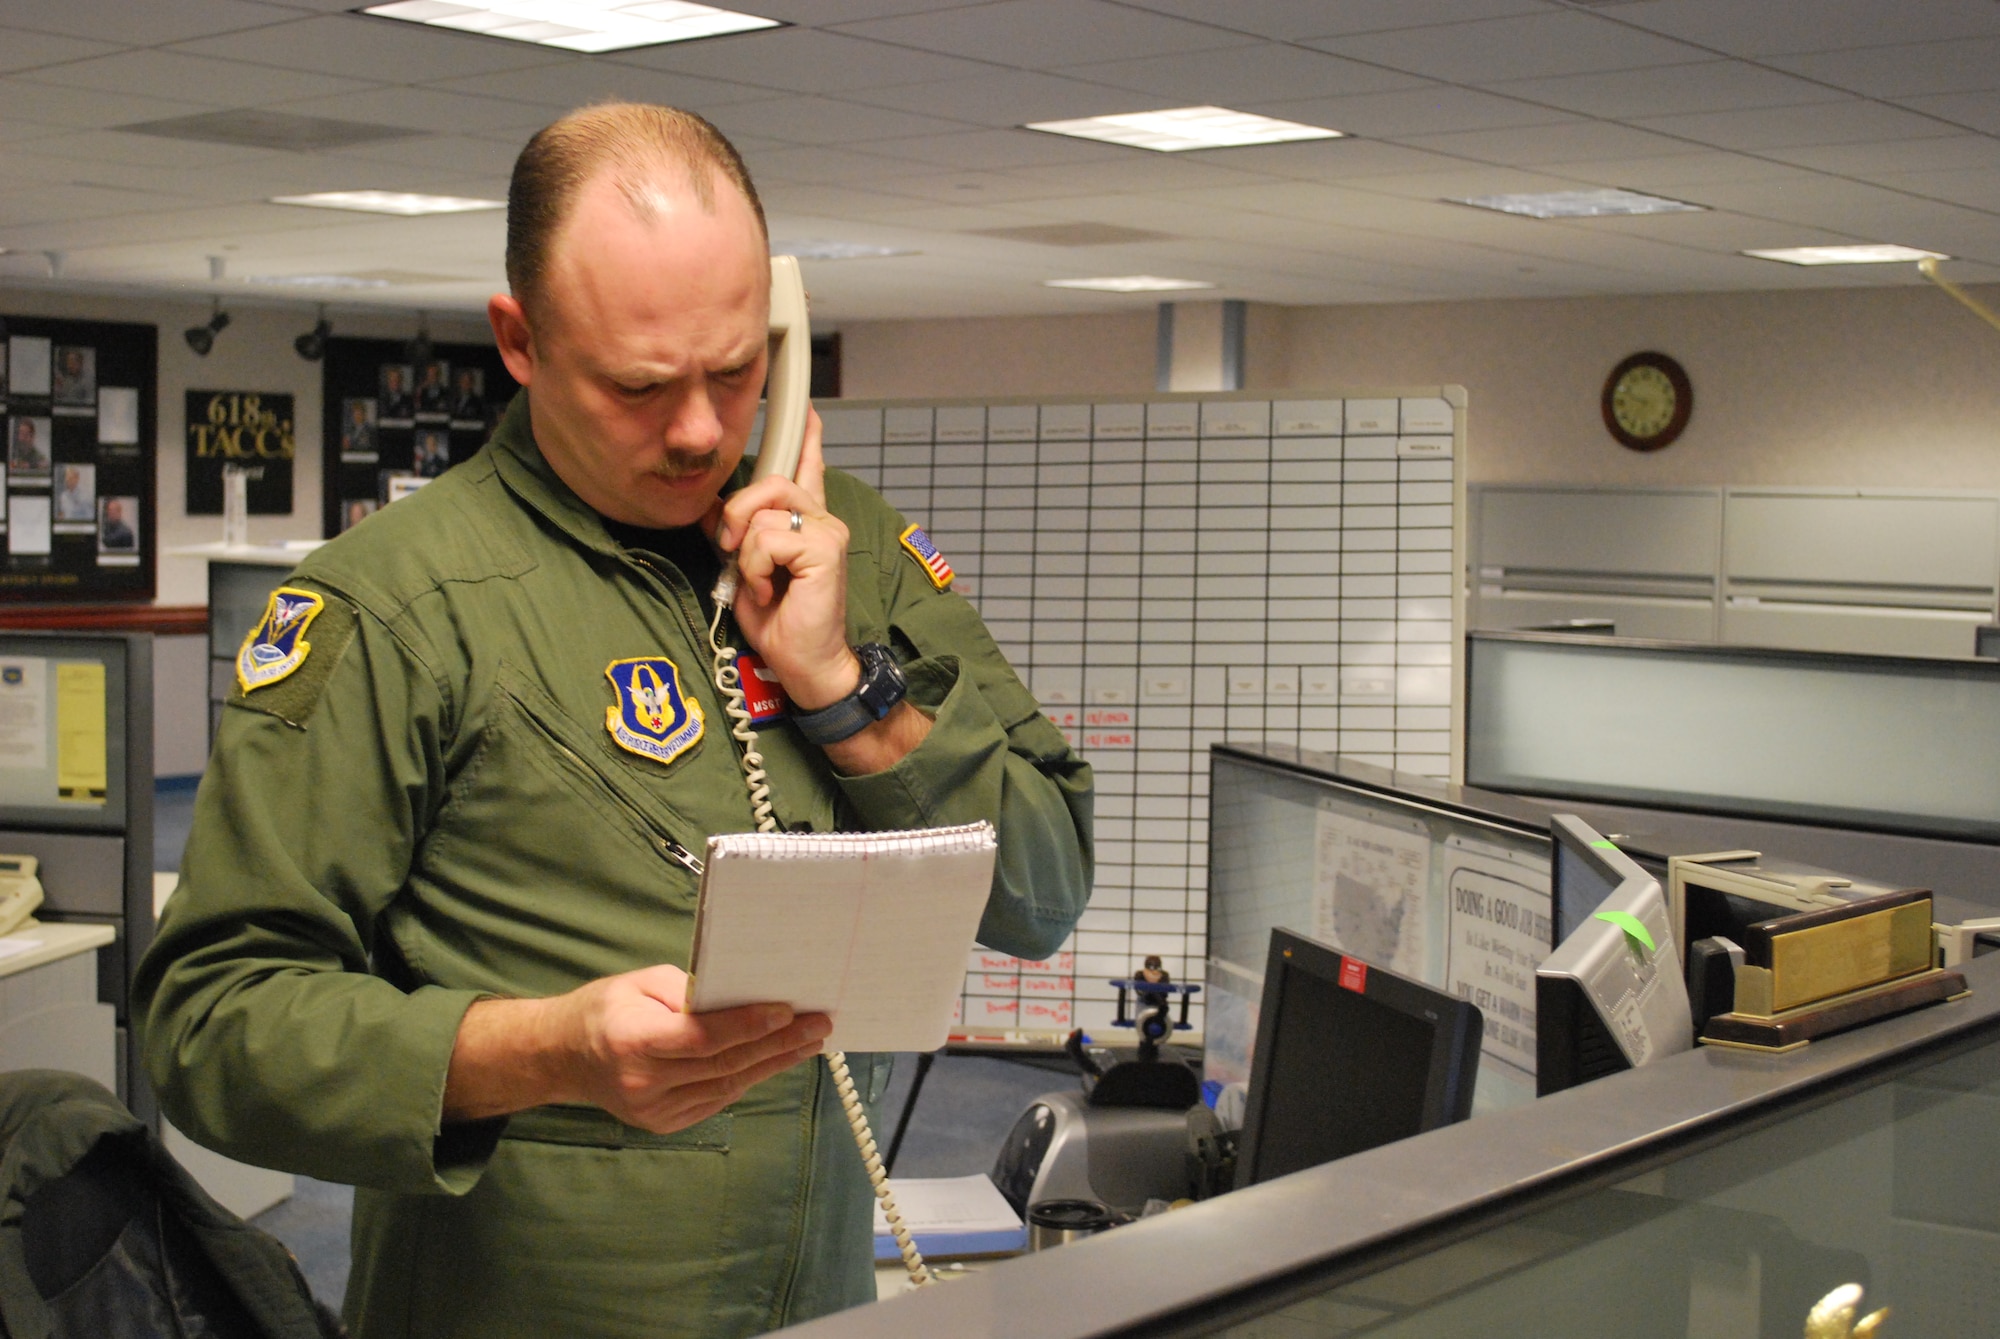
(685, 822), (998, 1053)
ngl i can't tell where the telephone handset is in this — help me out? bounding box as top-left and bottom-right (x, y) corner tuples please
(711, 254), (811, 610)
(0, 854), (45, 937)
(703, 256), (935, 1285)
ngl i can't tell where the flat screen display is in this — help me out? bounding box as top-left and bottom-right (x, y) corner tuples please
(0, 634), (129, 832)
(1553, 831), (1622, 945)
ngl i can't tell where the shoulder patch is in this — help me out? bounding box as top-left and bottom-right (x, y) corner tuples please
(226, 588), (357, 727)
(898, 523), (954, 591)
(237, 588), (326, 692)
(604, 657), (704, 766)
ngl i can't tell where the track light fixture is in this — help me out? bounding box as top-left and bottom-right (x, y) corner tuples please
(185, 299), (230, 357)
(294, 306), (332, 362)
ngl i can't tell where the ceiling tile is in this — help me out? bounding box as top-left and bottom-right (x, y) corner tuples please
(1552, 150), (1816, 191)
(1487, 59), (1849, 120)
(170, 14), (564, 83)
(1634, 100), (1967, 152)
(725, 0), (986, 22)
(1765, 37), (2000, 100)
(1116, 0), (1556, 41)
(427, 61), (771, 113)
(1185, 138), (1469, 182)
(1895, 91), (2000, 138)
(865, 170), (1090, 207)
(834, 0), (1251, 71)
(1609, 0), (2000, 57)
(1, 0), (299, 46)
(324, 134), (532, 177)
(18, 50), (376, 108)
(1061, 43), (1424, 105)
(6, 131), (274, 172)
(1861, 168), (2000, 215)
(1258, 86), (1575, 139)
(737, 145), (934, 186)
(1762, 136), (2000, 178)
(610, 27), (994, 93)
(995, 155), (1282, 195)
(0, 81), (214, 131)
(866, 129), (1123, 171)
(704, 96), (963, 146)
(1308, 11), (1709, 83)
(268, 86), (554, 137)
(1396, 120), (1707, 167)
(0, 26), (120, 74)
(848, 70), (1140, 127)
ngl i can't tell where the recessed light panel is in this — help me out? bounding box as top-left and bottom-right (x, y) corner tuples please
(1044, 276), (1216, 293)
(358, 1), (778, 53)
(1026, 106), (1341, 153)
(1454, 188), (1705, 219)
(1742, 244), (1950, 266)
(270, 191), (504, 216)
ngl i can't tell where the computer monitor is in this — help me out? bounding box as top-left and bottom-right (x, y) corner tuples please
(1234, 928), (1483, 1188)
(0, 632), (139, 833)
(1536, 816), (1693, 1097)
(1549, 812), (1640, 947)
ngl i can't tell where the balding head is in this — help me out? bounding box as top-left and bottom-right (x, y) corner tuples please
(506, 102), (767, 325)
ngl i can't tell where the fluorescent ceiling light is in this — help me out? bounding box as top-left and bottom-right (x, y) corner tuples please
(246, 274), (394, 288)
(358, 1), (778, 53)
(774, 241), (916, 261)
(1044, 276), (1216, 293)
(1026, 106), (1341, 153)
(1454, 188), (1705, 219)
(1742, 244), (1949, 266)
(270, 190), (504, 216)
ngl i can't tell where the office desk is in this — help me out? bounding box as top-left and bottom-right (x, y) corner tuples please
(0, 920), (118, 1091)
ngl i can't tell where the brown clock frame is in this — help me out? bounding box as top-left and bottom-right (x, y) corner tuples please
(1601, 350), (1692, 452)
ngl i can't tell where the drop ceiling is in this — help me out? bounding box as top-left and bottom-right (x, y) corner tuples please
(3, 0), (1999, 321)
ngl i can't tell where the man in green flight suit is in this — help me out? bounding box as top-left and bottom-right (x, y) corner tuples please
(136, 104), (1093, 1339)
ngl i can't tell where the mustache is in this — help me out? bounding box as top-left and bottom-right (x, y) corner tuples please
(649, 448), (723, 482)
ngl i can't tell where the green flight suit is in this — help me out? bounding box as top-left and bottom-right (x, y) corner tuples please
(135, 393), (1093, 1339)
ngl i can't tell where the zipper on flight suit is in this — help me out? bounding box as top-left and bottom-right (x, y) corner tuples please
(512, 701), (705, 877)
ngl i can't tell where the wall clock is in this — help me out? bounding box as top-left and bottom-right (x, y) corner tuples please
(1602, 351), (1691, 452)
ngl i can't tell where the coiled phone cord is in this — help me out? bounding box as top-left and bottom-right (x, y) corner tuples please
(707, 604), (935, 1288)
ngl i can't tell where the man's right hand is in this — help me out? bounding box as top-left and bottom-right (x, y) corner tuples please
(442, 964), (831, 1134)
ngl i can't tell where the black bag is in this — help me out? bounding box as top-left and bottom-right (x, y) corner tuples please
(0, 1070), (341, 1339)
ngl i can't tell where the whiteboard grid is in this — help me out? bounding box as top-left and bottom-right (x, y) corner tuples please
(819, 392), (1466, 1040)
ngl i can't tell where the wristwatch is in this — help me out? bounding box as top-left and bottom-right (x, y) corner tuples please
(792, 643), (907, 745)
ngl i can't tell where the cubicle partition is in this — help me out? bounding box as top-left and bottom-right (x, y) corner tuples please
(1465, 631), (2000, 843)
(783, 936), (2000, 1338)
(1207, 744), (1550, 1113)
(0, 630), (155, 1121)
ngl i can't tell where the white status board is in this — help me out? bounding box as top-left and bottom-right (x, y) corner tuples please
(817, 389), (1468, 1040)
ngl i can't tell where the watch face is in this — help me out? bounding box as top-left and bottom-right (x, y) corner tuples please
(1612, 365), (1677, 438)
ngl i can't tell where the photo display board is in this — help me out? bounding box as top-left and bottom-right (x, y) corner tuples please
(319, 336), (518, 537)
(1, 316), (157, 602)
(818, 390), (1467, 1041)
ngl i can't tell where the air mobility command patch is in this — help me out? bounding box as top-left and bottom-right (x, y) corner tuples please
(237, 588), (326, 693)
(899, 523), (954, 591)
(605, 656), (704, 765)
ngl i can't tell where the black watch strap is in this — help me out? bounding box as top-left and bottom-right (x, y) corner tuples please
(793, 643), (907, 746)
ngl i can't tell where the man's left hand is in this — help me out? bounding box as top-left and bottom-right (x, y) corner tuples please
(706, 408), (934, 775)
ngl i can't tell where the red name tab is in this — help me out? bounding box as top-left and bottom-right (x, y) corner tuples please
(734, 650), (790, 727)
(1338, 957), (1369, 994)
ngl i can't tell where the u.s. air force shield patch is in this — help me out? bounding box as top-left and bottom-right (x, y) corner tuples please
(604, 656), (704, 765)
(236, 587), (325, 693)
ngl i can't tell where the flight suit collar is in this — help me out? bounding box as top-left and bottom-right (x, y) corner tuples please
(486, 389), (754, 559)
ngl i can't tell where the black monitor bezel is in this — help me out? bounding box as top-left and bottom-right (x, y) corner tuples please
(1236, 927), (1483, 1189)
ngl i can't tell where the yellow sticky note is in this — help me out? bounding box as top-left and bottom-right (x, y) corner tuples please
(55, 662), (107, 805)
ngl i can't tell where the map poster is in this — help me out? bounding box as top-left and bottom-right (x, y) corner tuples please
(1312, 801), (1432, 979)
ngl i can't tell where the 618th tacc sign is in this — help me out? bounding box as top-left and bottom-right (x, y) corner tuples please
(186, 390), (295, 515)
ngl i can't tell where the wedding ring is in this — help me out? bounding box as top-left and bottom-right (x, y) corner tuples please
(788, 509), (804, 532)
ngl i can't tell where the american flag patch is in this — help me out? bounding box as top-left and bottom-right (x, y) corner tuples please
(898, 523), (954, 591)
